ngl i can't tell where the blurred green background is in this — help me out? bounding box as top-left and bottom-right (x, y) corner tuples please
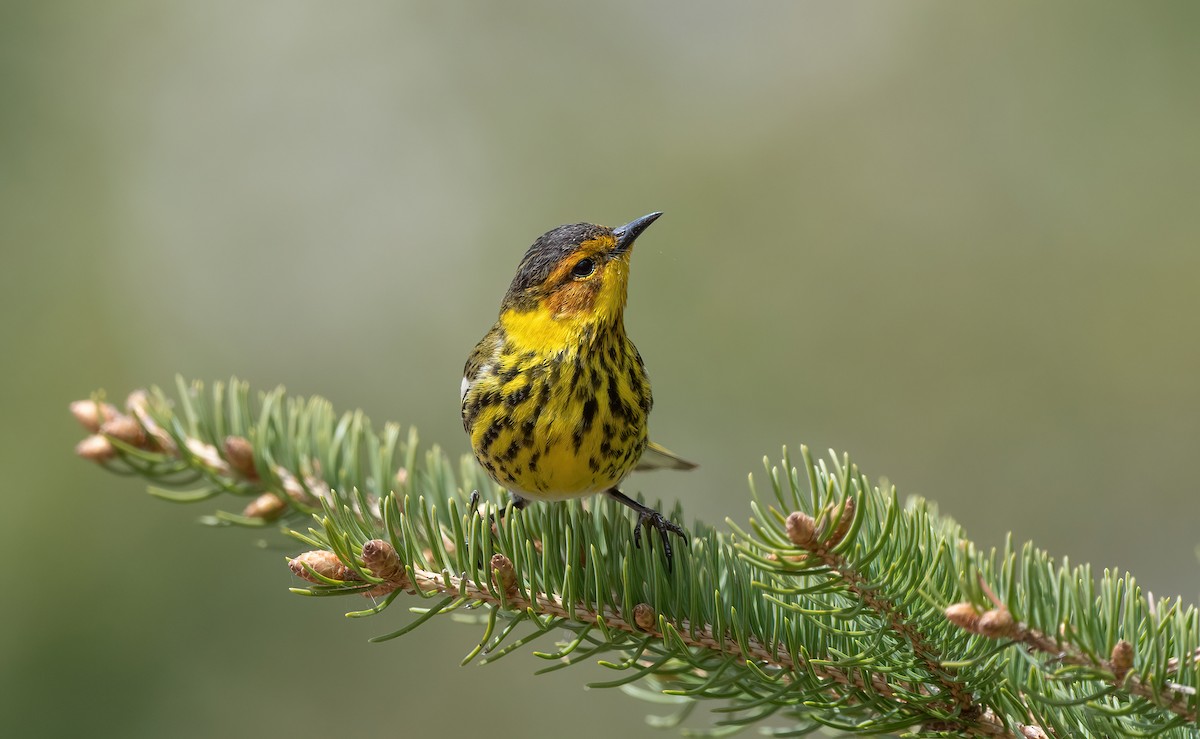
(3, 2), (1198, 737)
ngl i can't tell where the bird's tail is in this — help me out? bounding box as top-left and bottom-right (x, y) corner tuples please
(635, 441), (698, 472)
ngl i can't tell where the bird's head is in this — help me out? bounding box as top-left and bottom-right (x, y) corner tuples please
(499, 212), (662, 342)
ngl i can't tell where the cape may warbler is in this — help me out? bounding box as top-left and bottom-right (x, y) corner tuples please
(461, 212), (694, 565)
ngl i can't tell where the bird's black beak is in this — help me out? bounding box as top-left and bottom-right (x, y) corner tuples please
(612, 212), (662, 255)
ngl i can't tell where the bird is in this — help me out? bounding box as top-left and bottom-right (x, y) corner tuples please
(461, 212), (695, 567)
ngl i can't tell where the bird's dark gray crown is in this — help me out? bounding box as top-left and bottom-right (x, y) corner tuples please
(502, 223), (610, 309)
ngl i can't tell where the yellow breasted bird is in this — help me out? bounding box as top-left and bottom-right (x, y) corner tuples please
(461, 212), (695, 566)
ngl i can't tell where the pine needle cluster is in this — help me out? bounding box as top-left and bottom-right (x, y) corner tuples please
(72, 378), (1199, 737)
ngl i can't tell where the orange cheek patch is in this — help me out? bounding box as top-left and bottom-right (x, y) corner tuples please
(546, 281), (598, 317)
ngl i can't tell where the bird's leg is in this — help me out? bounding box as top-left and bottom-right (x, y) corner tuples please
(605, 488), (687, 572)
(494, 492), (528, 521)
(468, 490), (527, 520)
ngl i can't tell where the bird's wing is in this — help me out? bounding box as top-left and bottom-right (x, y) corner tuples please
(462, 325), (502, 400)
(635, 441), (698, 472)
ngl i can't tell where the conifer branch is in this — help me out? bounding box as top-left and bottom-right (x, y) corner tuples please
(293, 539), (1040, 739)
(947, 597), (1198, 724)
(780, 501), (978, 724)
(71, 379), (1200, 738)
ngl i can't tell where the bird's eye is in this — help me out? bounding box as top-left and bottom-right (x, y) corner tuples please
(571, 258), (596, 279)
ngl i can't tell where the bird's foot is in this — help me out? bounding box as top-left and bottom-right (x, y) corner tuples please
(605, 488), (688, 572)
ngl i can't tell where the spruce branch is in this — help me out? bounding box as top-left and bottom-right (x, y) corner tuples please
(947, 586), (1198, 725)
(72, 379), (1200, 737)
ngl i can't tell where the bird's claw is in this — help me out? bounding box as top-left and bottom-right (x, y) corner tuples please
(632, 508), (688, 572)
(605, 488), (687, 572)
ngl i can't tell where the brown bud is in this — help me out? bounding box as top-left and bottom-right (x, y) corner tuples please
(185, 438), (231, 475)
(70, 400), (120, 433)
(394, 468), (409, 486)
(785, 511), (818, 549)
(490, 553), (517, 595)
(825, 497), (856, 548)
(75, 434), (115, 462)
(978, 608), (1015, 638)
(273, 465), (315, 506)
(289, 550), (351, 583)
(362, 539), (405, 583)
(124, 390), (175, 452)
(633, 603), (656, 632)
(1110, 639), (1134, 681)
(223, 436), (258, 479)
(243, 492), (286, 520)
(360, 539), (406, 596)
(99, 415), (147, 448)
(944, 602), (981, 632)
(124, 389), (150, 413)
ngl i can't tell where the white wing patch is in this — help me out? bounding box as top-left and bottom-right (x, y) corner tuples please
(461, 363), (492, 403)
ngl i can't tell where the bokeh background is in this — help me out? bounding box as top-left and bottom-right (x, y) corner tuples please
(3, 3), (1198, 737)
